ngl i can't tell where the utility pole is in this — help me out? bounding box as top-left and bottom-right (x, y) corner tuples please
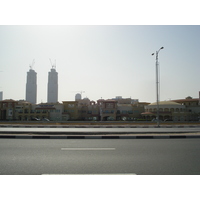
(152, 47), (164, 127)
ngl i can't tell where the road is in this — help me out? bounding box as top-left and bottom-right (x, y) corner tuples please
(1, 138), (200, 175)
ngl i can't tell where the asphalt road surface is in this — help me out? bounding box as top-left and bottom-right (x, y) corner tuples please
(1, 138), (200, 175)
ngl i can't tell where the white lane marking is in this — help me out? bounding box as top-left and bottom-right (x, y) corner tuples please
(61, 148), (115, 151)
(42, 173), (137, 175)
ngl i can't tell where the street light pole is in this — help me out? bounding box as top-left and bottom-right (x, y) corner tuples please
(152, 47), (164, 127)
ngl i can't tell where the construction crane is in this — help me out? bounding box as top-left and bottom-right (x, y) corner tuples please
(72, 91), (85, 95)
(49, 58), (56, 69)
(29, 59), (35, 70)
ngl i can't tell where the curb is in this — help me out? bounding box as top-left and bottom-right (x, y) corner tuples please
(1, 131), (200, 135)
(1, 125), (200, 128)
(1, 135), (200, 139)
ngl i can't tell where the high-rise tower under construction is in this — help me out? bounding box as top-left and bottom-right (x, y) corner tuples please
(47, 66), (58, 103)
(26, 68), (37, 104)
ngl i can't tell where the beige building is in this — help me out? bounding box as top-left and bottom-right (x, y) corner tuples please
(116, 98), (133, 121)
(15, 100), (36, 121)
(3, 96), (199, 122)
(34, 102), (63, 121)
(15, 100), (51, 121)
(115, 98), (149, 121)
(172, 97), (200, 121)
(97, 99), (117, 121)
(0, 99), (18, 120)
(132, 102), (149, 120)
(78, 98), (99, 120)
(62, 101), (79, 121)
(142, 101), (188, 121)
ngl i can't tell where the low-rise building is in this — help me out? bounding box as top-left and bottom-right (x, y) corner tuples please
(172, 97), (200, 121)
(116, 100), (149, 121)
(0, 99), (18, 120)
(62, 101), (79, 121)
(97, 99), (117, 121)
(77, 98), (99, 121)
(3, 96), (199, 122)
(15, 100), (35, 121)
(142, 101), (187, 121)
(34, 102), (62, 121)
(86, 101), (99, 121)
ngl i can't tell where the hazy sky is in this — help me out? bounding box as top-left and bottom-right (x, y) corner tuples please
(0, 25), (200, 103)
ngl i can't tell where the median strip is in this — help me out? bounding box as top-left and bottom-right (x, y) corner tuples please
(1, 134), (200, 139)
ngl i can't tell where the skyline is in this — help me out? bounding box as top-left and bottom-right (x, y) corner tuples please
(0, 1), (200, 194)
(0, 25), (200, 103)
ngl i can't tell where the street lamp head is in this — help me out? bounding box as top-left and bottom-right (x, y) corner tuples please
(161, 47), (164, 49)
(151, 53), (154, 56)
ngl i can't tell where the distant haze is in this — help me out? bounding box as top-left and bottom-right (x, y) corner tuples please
(0, 25), (200, 103)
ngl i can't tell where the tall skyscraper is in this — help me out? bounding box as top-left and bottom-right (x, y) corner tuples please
(26, 68), (37, 104)
(0, 91), (3, 101)
(47, 67), (58, 103)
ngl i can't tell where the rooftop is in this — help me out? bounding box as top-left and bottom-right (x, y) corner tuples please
(172, 98), (199, 103)
(149, 101), (183, 106)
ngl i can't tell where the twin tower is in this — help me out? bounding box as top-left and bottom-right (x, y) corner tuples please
(26, 67), (58, 104)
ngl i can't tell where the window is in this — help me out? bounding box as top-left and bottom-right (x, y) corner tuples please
(24, 109), (29, 113)
(103, 110), (114, 114)
(106, 103), (114, 108)
(133, 110), (139, 114)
